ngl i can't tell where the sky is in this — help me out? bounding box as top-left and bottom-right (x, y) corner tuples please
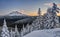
(0, 0), (60, 16)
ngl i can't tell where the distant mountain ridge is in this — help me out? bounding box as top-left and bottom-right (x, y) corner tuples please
(6, 11), (27, 16)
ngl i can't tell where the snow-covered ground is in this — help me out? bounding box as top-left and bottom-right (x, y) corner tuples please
(24, 28), (60, 37)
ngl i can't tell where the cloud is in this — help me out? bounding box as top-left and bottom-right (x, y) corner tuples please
(56, 4), (60, 7)
(18, 9), (37, 16)
(18, 3), (60, 16)
(18, 9), (47, 16)
(44, 3), (53, 6)
(44, 3), (60, 7)
(18, 9), (29, 14)
(19, 10), (25, 13)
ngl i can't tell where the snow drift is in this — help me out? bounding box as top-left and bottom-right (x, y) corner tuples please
(24, 28), (60, 37)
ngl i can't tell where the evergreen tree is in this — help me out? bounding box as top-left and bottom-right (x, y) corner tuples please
(10, 29), (13, 37)
(29, 25), (33, 32)
(31, 8), (44, 31)
(22, 25), (26, 35)
(26, 24), (30, 33)
(44, 3), (60, 29)
(1, 19), (10, 37)
(15, 25), (20, 37)
(20, 29), (23, 37)
(51, 3), (60, 28)
(44, 8), (54, 29)
(10, 28), (15, 37)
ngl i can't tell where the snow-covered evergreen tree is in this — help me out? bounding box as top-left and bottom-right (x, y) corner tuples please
(1, 19), (10, 37)
(44, 3), (60, 29)
(10, 28), (16, 37)
(44, 8), (54, 29)
(15, 25), (20, 37)
(22, 24), (30, 35)
(31, 8), (44, 31)
(51, 3), (60, 28)
(29, 25), (33, 32)
(26, 24), (30, 33)
(10, 29), (13, 37)
(20, 29), (23, 37)
(22, 25), (26, 35)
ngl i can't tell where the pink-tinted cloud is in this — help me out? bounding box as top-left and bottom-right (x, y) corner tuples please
(19, 10), (25, 13)
(18, 9), (38, 16)
(18, 9), (29, 14)
(44, 3), (53, 6)
(44, 3), (60, 7)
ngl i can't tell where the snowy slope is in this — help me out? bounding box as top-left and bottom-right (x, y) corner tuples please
(24, 28), (60, 37)
(7, 11), (27, 16)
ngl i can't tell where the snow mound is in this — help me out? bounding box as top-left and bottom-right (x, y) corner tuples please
(7, 11), (27, 16)
(24, 28), (60, 37)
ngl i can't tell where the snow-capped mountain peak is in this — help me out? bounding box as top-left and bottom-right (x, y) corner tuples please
(7, 11), (27, 16)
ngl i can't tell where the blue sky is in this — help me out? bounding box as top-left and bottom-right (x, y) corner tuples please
(0, 0), (60, 16)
